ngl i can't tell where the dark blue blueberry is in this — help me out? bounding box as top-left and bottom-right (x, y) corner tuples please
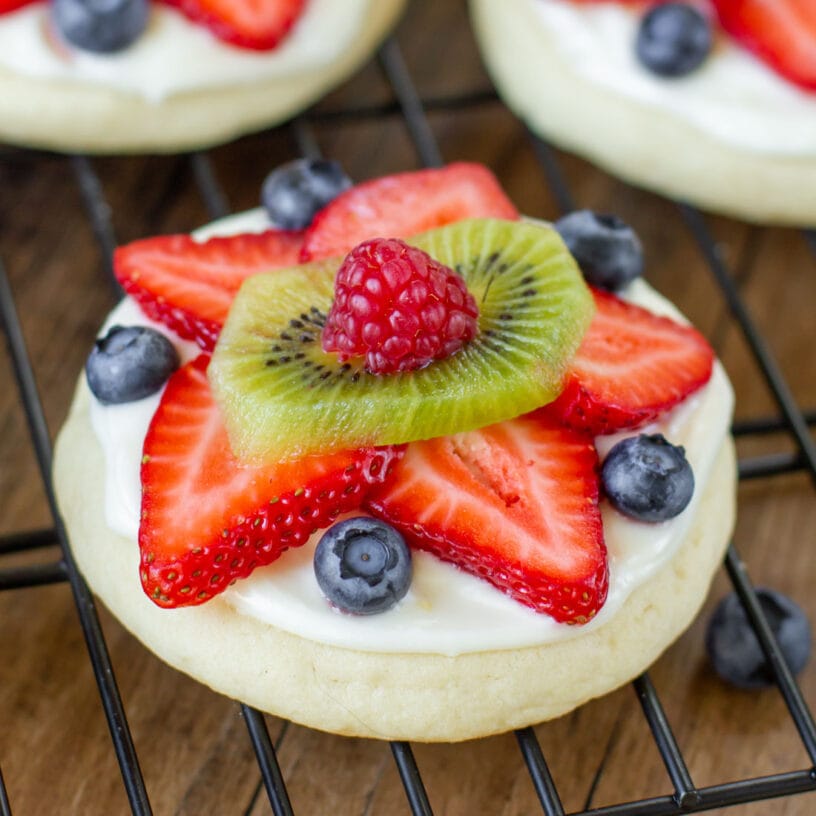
(636, 3), (712, 78)
(601, 434), (694, 522)
(554, 210), (643, 291)
(52, 0), (149, 54)
(314, 517), (412, 615)
(86, 325), (179, 405)
(261, 159), (352, 230)
(706, 589), (811, 689)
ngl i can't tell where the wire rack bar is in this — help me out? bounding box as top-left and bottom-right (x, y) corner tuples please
(679, 204), (816, 487)
(0, 259), (152, 815)
(516, 727), (567, 816)
(190, 153), (230, 220)
(0, 765), (10, 816)
(733, 412), (816, 436)
(390, 742), (434, 816)
(70, 156), (121, 297)
(378, 39), (444, 169)
(724, 546), (816, 764)
(578, 769), (816, 816)
(530, 135), (576, 215)
(738, 452), (804, 481)
(0, 561), (67, 591)
(632, 675), (699, 809)
(0, 528), (58, 554)
(291, 116), (323, 160)
(310, 88), (499, 125)
(241, 706), (294, 816)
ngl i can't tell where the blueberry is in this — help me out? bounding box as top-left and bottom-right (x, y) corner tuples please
(635, 3), (712, 78)
(86, 325), (179, 405)
(313, 517), (411, 615)
(706, 589), (811, 689)
(601, 434), (694, 522)
(554, 210), (643, 291)
(261, 159), (352, 230)
(52, 0), (149, 54)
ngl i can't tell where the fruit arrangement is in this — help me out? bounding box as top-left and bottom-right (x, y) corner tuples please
(86, 162), (721, 628)
(4, 0), (305, 53)
(572, 0), (816, 91)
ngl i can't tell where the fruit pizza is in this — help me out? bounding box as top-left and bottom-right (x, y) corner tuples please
(54, 162), (736, 740)
(0, 0), (406, 152)
(470, 0), (816, 225)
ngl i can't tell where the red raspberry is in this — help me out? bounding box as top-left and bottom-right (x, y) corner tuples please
(322, 238), (479, 374)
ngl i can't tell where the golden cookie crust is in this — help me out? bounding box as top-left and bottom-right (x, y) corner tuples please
(53, 373), (735, 742)
(0, 0), (406, 154)
(470, 0), (816, 226)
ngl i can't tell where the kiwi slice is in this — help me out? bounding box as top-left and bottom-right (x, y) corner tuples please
(209, 218), (593, 462)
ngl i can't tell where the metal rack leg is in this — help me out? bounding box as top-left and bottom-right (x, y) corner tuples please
(241, 706), (295, 816)
(390, 742), (433, 816)
(70, 156), (121, 298)
(516, 727), (566, 816)
(378, 38), (443, 169)
(633, 675), (700, 809)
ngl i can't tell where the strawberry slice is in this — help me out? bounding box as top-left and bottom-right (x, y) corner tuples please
(365, 415), (606, 624)
(0, 0), (35, 11)
(301, 163), (519, 261)
(713, 0), (816, 91)
(114, 229), (304, 352)
(140, 355), (401, 608)
(541, 289), (714, 436)
(161, 0), (305, 51)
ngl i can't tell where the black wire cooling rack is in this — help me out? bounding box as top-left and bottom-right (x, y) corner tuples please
(2, 20), (816, 816)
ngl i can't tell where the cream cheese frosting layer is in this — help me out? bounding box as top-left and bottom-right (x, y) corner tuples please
(0, 0), (368, 102)
(89, 211), (733, 656)
(530, 0), (816, 156)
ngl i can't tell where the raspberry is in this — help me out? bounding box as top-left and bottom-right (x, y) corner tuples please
(322, 238), (479, 374)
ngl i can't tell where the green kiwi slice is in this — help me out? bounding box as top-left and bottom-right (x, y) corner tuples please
(209, 218), (593, 462)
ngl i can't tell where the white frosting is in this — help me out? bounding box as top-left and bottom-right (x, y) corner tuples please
(88, 210), (733, 655)
(530, 0), (816, 156)
(0, 0), (368, 102)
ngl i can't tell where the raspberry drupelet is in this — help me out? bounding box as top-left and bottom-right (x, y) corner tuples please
(322, 238), (480, 374)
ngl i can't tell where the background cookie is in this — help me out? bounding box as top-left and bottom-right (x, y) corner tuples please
(470, 0), (816, 225)
(0, 0), (406, 153)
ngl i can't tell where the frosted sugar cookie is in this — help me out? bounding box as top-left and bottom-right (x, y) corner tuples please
(54, 164), (736, 740)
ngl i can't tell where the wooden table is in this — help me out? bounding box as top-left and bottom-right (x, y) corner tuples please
(1, 1), (815, 813)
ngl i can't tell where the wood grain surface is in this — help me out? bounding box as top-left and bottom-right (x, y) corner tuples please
(1, 1), (815, 813)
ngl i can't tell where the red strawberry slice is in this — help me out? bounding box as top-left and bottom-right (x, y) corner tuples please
(140, 355), (401, 608)
(365, 415), (606, 624)
(161, 0), (305, 51)
(0, 0), (35, 11)
(713, 0), (816, 91)
(301, 163), (519, 261)
(541, 288), (714, 436)
(114, 229), (304, 352)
